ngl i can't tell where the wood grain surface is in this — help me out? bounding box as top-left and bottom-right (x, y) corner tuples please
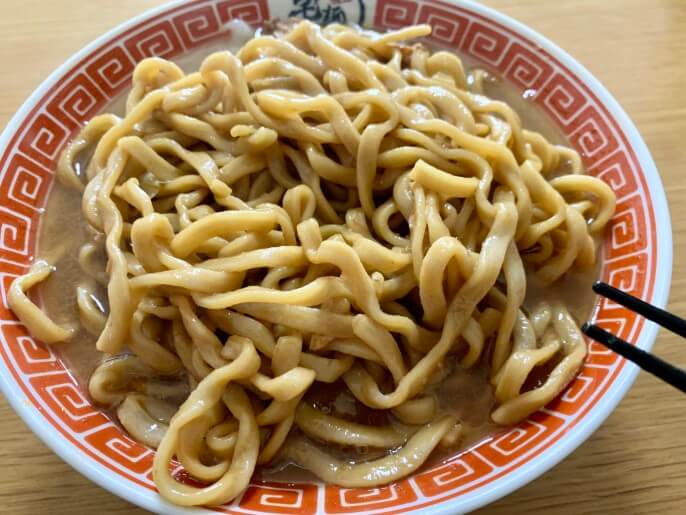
(1, 1), (684, 513)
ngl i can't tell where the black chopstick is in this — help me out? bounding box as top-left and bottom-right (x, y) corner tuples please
(593, 281), (686, 338)
(583, 282), (686, 394)
(581, 323), (686, 394)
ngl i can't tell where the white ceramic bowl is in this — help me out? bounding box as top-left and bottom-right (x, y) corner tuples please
(0, 1), (672, 513)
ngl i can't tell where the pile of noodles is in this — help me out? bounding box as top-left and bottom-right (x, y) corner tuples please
(9, 20), (615, 507)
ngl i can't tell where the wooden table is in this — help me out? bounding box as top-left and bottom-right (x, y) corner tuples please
(1, 0), (685, 513)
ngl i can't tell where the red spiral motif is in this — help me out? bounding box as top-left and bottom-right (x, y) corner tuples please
(568, 105), (619, 162)
(461, 21), (509, 65)
(607, 196), (645, 258)
(0, 207), (35, 265)
(374, 0), (418, 29)
(548, 371), (601, 416)
(124, 20), (184, 62)
(86, 46), (136, 96)
(414, 453), (491, 497)
(537, 73), (587, 126)
(216, 0), (269, 27)
(0, 153), (51, 215)
(29, 372), (109, 432)
(240, 482), (318, 514)
(325, 482), (417, 512)
(502, 42), (554, 91)
(85, 425), (154, 474)
(0, 260), (24, 311)
(590, 150), (637, 201)
(478, 413), (562, 467)
(0, 324), (59, 374)
(45, 73), (107, 129)
(418, 4), (469, 47)
(605, 254), (647, 305)
(173, 5), (221, 49)
(17, 113), (68, 168)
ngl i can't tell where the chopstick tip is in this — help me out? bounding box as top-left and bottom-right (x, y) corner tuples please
(581, 322), (593, 335)
(592, 281), (607, 294)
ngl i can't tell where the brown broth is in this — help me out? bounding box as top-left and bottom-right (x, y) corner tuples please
(37, 21), (255, 390)
(35, 44), (599, 480)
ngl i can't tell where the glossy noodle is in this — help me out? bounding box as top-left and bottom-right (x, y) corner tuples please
(8, 20), (615, 507)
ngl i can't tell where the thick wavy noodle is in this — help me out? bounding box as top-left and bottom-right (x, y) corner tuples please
(9, 20), (615, 507)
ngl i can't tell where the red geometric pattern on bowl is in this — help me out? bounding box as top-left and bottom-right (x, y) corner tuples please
(0, 0), (657, 513)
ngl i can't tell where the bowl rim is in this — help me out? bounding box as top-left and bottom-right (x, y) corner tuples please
(0, 0), (673, 514)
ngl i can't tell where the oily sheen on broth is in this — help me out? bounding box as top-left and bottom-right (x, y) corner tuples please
(9, 20), (614, 507)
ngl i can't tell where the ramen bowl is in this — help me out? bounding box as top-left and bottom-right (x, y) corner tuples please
(0, 0), (671, 513)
